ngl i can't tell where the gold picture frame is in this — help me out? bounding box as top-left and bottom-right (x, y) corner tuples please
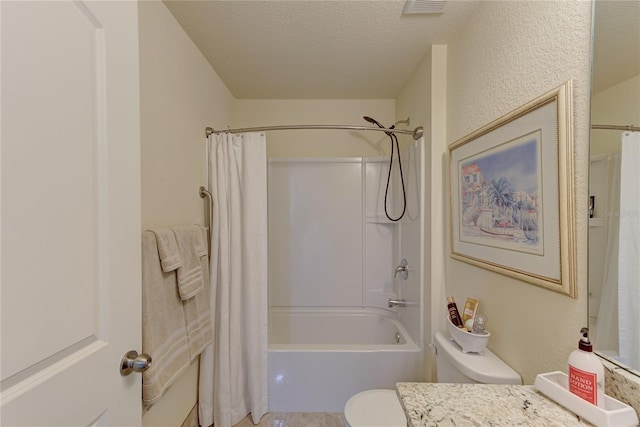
(448, 81), (577, 297)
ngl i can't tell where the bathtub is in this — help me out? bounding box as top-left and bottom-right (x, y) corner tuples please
(268, 307), (422, 412)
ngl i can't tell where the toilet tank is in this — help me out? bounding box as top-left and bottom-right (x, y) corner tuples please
(434, 331), (521, 385)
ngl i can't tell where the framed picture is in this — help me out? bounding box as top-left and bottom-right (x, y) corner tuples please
(448, 81), (577, 297)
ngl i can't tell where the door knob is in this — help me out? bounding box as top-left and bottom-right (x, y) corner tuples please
(120, 350), (152, 376)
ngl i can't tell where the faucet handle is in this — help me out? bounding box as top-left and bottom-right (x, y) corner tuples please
(394, 258), (408, 280)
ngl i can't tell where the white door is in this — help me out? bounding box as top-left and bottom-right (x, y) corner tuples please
(1, 1), (142, 425)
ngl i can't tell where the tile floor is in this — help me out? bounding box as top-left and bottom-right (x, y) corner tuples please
(234, 412), (347, 427)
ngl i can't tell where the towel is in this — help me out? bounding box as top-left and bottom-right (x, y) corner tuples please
(173, 226), (205, 300)
(149, 228), (183, 272)
(192, 224), (209, 258)
(141, 231), (191, 407)
(183, 224), (213, 359)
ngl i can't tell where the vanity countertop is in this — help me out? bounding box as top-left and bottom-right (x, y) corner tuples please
(396, 382), (591, 426)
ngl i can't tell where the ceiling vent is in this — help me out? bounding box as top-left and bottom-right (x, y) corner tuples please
(403, 0), (446, 15)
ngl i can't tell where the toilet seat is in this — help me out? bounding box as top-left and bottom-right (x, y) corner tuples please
(344, 389), (406, 427)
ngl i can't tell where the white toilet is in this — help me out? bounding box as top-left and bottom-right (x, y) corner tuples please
(343, 330), (521, 427)
(434, 330), (521, 384)
(343, 389), (407, 427)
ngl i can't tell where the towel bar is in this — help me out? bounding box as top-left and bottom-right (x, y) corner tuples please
(199, 186), (213, 257)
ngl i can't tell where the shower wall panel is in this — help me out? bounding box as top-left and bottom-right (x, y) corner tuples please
(268, 159), (364, 307)
(364, 159), (401, 308)
(268, 156), (409, 310)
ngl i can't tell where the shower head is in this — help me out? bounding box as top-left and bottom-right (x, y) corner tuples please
(363, 116), (385, 128)
(363, 116), (422, 140)
(363, 116), (395, 138)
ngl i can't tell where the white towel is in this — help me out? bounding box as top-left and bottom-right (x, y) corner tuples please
(183, 225), (213, 359)
(173, 226), (204, 300)
(149, 228), (183, 272)
(141, 231), (191, 407)
(191, 224), (209, 258)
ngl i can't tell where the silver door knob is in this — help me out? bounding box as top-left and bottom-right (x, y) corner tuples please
(120, 350), (152, 376)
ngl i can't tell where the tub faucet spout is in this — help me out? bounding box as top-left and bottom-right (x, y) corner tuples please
(388, 298), (407, 308)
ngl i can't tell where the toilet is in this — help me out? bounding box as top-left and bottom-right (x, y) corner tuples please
(434, 330), (521, 384)
(343, 389), (406, 427)
(344, 330), (521, 426)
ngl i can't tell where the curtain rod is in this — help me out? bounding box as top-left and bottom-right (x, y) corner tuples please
(204, 124), (424, 141)
(591, 124), (640, 132)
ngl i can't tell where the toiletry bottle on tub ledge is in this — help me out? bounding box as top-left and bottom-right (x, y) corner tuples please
(568, 327), (605, 408)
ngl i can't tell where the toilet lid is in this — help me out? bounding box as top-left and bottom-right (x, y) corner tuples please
(344, 389), (407, 427)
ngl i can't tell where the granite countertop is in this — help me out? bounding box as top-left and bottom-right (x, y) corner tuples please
(396, 383), (592, 426)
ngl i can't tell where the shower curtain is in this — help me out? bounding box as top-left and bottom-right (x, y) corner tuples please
(199, 132), (268, 427)
(594, 152), (620, 353)
(618, 131), (639, 368)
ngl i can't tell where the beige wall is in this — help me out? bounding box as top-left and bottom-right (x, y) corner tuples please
(591, 74), (640, 155)
(445, 1), (592, 384)
(395, 45), (448, 382)
(235, 99), (396, 158)
(139, 1), (235, 231)
(138, 2), (235, 425)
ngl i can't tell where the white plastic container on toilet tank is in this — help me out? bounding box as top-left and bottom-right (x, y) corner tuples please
(434, 331), (522, 384)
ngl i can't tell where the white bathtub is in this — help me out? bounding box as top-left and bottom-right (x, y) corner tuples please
(268, 307), (422, 412)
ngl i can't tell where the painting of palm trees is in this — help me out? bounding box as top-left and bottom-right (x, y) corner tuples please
(457, 131), (543, 255)
(449, 82), (577, 296)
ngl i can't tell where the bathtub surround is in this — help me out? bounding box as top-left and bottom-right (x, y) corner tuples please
(199, 133), (269, 427)
(266, 141), (425, 412)
(267, 142), (424, 332)
(268, 158), (365, 307)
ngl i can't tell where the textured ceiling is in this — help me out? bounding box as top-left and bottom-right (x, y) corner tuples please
(164, 0), (639, 100)
(163, 0), (481, 99)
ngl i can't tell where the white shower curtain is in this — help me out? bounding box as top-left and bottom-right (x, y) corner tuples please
(199, 132), (268, 427)
(618, 131), (640, 368)
(594, 152), (620, 353)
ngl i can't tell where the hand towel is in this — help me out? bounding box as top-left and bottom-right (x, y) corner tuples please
(183, 225), (213, 359)
(172, 226), (204, 300)
(141, 231), (191, 407)
(149, 228), (183, 272)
